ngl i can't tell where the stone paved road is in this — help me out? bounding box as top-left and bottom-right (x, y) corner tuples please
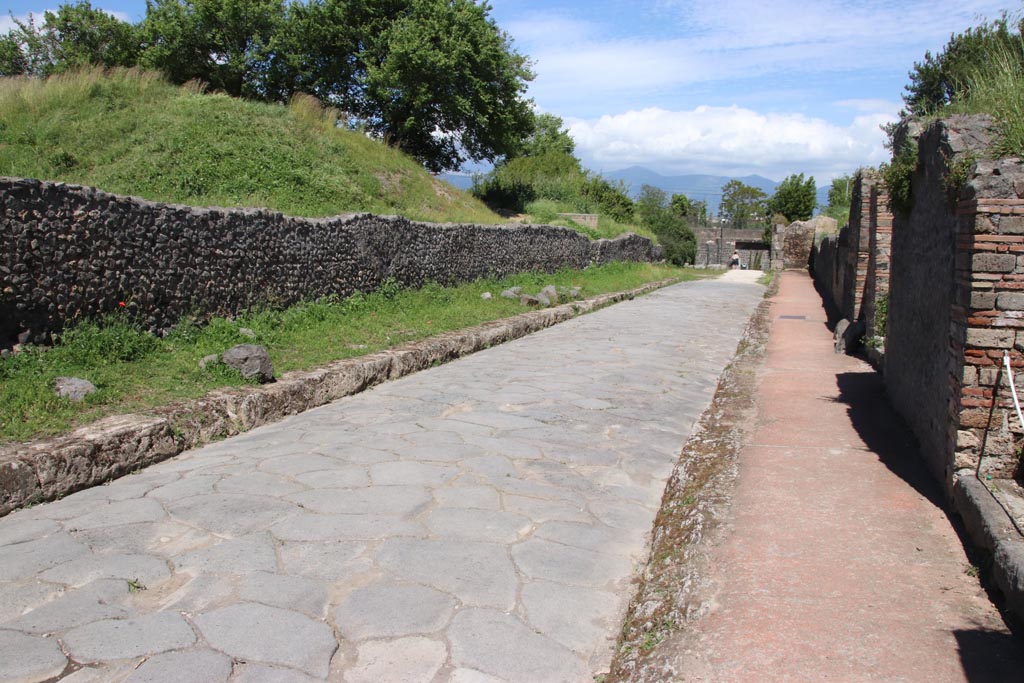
(0, 275), (764, 683)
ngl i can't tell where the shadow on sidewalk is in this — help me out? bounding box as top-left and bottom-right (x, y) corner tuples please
(956, 628), (1024, 682)
(833, 370), (1024, 669)
(832, 370), (944, 509)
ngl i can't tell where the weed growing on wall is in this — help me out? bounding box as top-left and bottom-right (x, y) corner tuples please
(881, 138), (919, 218)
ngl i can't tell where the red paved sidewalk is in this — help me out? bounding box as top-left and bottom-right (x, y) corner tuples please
(678, 271), (1024, 682)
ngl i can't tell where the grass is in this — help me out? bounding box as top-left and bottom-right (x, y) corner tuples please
(0, 262), (710, 444)
(950, 33), (1024, 157)
(522, 198), (657, 242)
(0, 68), (501, 224)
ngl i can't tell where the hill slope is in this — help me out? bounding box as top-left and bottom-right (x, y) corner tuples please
(0, 69), (503, 224)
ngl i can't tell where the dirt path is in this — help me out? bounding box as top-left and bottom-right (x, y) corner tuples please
(618, 270), (1024, 682)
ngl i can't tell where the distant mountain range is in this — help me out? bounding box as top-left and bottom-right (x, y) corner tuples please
(438, 165), (830, 216)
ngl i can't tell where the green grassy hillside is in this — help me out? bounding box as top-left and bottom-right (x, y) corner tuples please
(0, 68), (504, 223)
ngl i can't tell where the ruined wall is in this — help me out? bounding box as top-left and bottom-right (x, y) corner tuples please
(0, 178), (658, 345)
(882, 115), (1024, 487)
(863, 177), (893, 339)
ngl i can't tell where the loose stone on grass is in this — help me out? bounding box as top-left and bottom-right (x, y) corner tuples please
(54, 377), (96, 401)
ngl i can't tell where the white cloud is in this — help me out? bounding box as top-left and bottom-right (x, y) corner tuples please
(567, 105), (899, 181)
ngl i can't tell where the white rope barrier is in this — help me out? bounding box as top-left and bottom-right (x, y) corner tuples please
(1004, 351), (1024, 431)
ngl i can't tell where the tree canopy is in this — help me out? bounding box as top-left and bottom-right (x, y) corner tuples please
(902, 14), (1023, 116)
(767, 173), (816, 224)
(719, 180), (767, 229)
(823, 173), (853, 226)
(633, 185), (696, 265)
(2, 0), (536, 172)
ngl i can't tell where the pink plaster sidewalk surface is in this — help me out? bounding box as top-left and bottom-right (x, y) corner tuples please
(677, 271), (1024, 682)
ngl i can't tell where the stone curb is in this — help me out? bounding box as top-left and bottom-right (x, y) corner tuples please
(953, 473), (1024, 620)
(0, 278), (679, 516)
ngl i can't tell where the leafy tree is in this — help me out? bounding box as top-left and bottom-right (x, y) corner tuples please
(824, 173), (853, 225)
(0, 33), (28, 75)
(903, 15), (1022, 115)
(767, 172), (816, 223)
(719, 179), (767, 229)
(633, 185), (695, 265)
(357, 0), (534, 172)
(514, 112), (575, 158)
(669, 192), (691, 217)
(140, 0), (285, 99)
(1, 3), (139, 76)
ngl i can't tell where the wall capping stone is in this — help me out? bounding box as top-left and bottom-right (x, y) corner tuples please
(0, 278), (677, 516)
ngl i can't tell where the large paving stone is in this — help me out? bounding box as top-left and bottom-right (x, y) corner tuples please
(238, 571), (327, 618)
(165, 494), (296, 535)
(449, 608), (589, 683)
(0, 518), (60, 547)
(194, 603), (337, 677)
(285, 487), (432, 516)
(231, 664), (320, 683)
(377, 539), (517, 609)
(333, 583), (455, 640)
(292, 467), (370, 489)
(521, 581), (621, 655)
(172, 533), (278, 575)
(270, 513), (425, 542)
(369, 461), (459, 486)
(347, 637), (447, 683)
(512, 538), (634, 588)
(0, 533), (90, 581)
(0, 629), (68, 682)
(5, 578), (128, 634)
(433, 485), (501, 510)
(0, 580), (57, 623)
(125, 648), (232, 683)
(145, 475), (220, 500)
(38, 553), (170, 588)
(216, 472), (306, 497)
(424, 508), (532, 543)
(279, 541), (368, 579)
(63, 612), (196, 661)
(65, 498), (167, 530)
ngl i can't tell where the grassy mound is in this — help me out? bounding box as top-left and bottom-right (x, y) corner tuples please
(0, 68), (502, 223)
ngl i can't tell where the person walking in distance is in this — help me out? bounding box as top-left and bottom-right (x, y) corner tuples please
(730, 250), (741, 269)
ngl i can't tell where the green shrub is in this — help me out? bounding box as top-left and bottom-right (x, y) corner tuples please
(880, 137), (918, 218)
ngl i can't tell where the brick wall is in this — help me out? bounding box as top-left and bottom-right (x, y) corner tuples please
(863, 179), (893, 339)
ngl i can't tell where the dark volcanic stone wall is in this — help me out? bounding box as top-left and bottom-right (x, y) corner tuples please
(0, 178), (658, 345)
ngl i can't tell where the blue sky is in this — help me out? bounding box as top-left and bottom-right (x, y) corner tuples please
(3, 0), (1019, 183)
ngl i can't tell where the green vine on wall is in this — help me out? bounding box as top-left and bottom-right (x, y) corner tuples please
(880, 138), (919, 218)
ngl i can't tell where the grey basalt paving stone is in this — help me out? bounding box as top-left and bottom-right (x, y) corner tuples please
(377, 538), (517, 609)
(38, 552), (170, 588)
(279, 541), (368, 580)
(238, 571), (327, 618)
(4, 578), (129, 634)
(270, 512), (425, 542)
(502, 495), (593, 525)
(346, 637), (447, 683)
(0, 533), (90, 581)
(258, 454), (348, 477)
(333, 583), (456, 640)
(146, 475), (222, 500)
(449, 608), (589, 683)
(449, 669), (508, 683)
(0, 580), (59, 624)
(511, 537), (635, 588)
(521, 580), (622, 656)
(216, 472), (306, 497)
(0, 518), (60, 547)
(0, 628), (68, 682)
(64, 498), (168, 530)
(125, 648), (232, 683)
(424, 508), (532, 543)
(172, 533), (278, 575)
(292, 467), (370, 489)
(63, 612), (196, 661)
(194, 602), (337, 677)
(285, 486), (432, 516)
(165, 494), (297, 536)
(369, 461), (459, 486)
(433, 485), (501, 510)
(231, 663), (321, 683)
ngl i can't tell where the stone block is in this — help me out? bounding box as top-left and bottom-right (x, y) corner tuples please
(965, 328), (1014, 349)
(972, 291), (997, 309)
(974, 253), (1017, 273)
(997, 292), (1024, 311)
